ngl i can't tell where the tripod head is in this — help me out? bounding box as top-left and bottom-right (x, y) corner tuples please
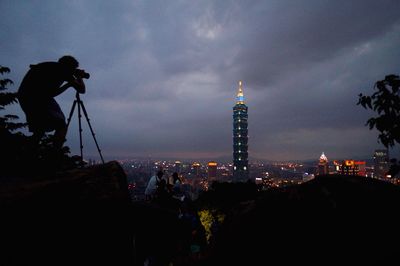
(75, 91), (82, 99)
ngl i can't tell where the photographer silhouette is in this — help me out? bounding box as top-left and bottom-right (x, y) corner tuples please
(18, 55), (87, 150)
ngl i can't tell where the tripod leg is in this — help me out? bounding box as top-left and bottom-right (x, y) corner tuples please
(66, 100), (77, 129)
(77, 99), (84, 162)
(80, 101), (105, 164)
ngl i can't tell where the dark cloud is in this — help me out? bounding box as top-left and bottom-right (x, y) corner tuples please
(1, 0), (400, 161)
(233, 0), (400, 87)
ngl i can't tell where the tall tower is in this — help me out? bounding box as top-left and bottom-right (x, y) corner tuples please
(233, 81), (249, 181)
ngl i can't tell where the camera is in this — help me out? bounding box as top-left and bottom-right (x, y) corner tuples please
(74, 69), (90, 79)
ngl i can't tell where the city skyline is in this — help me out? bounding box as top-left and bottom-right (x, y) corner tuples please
(1, 1), (400, 161)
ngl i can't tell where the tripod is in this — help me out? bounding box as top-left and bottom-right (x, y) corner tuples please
(66, 92), (105, 164)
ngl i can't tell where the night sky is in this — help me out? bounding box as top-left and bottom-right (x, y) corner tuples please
(1, 0), (400, 161)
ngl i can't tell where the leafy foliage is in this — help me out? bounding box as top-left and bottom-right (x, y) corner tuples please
(198, 209), (225, 243)
(0, 65), (30, 177)
(358, 74), (400, 148)
(0, 65), (26, 133)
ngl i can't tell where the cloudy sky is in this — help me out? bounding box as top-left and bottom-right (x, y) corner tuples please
(1, 0), (400, 161)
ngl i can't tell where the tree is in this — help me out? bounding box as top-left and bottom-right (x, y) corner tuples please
(0, 65), (30, 177)
(0, 65), (25, 134)
(358, 74), (400, 176)
(358, 74), (400, 148)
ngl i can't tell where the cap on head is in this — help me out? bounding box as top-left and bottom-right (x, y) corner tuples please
(58, 55), (79, 69)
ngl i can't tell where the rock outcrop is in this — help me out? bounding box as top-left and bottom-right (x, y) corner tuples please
(1, 161), (135, 265)
(0, 161), (131, 206)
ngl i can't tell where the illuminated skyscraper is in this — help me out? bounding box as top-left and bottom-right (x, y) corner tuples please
(317, 152), (329, 175)
(233, 81), (249, 181)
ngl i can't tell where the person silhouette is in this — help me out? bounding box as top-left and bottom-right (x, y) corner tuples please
(18, 55), (86, 150)
(171, 172), (184, 201)
(145, 170), (164, 201)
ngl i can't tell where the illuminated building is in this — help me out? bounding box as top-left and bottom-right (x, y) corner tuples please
(373, 149), (389, 179)
(208, 161), (217, 181)
(233, 81), (249, 181)
(333, 160), (366, 176)
(192, 162), (201, 178)
(317, 152), (329, 175)
(174, 160), (181, 174)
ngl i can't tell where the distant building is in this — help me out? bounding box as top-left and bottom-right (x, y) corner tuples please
(219, 164), (231, 181)
(174, 160), (182, 174)
(192, 162), (201, 178)
(333, 160), (366, 176)
(208, 161), (217, 182)
(373, 149), (389, 179)
(317, 152), (329, 175)
(233, 81), (249, 181)
(303, 173), (315, 182)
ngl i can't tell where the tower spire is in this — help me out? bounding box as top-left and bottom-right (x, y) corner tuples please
(236, 80), (245, 104)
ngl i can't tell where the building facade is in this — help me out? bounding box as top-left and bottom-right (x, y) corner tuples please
(192, 162), (201, 178)
(333, 160), (366, 176)
(174, 161), (182, 174)
(233, 81), (249, 181)
(373, 149), (389, 179)
(207, 161), (217, 182)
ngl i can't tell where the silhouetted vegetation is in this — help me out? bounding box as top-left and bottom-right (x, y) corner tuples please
(358, 74), (400, 148)
(0, 66), (26, 132)
(0, 65), (30, 177)
(358, 74), (400, 176)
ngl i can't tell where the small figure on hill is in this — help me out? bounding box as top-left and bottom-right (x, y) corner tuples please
(171, 172), (185, 202)
(145, 169), (164, 201)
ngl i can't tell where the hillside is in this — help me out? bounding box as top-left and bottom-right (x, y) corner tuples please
(206, 175), (400, 265)
(2, 167), (400, 265)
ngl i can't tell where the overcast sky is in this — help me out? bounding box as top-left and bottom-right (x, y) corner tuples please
(1, 0), (400, 162)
